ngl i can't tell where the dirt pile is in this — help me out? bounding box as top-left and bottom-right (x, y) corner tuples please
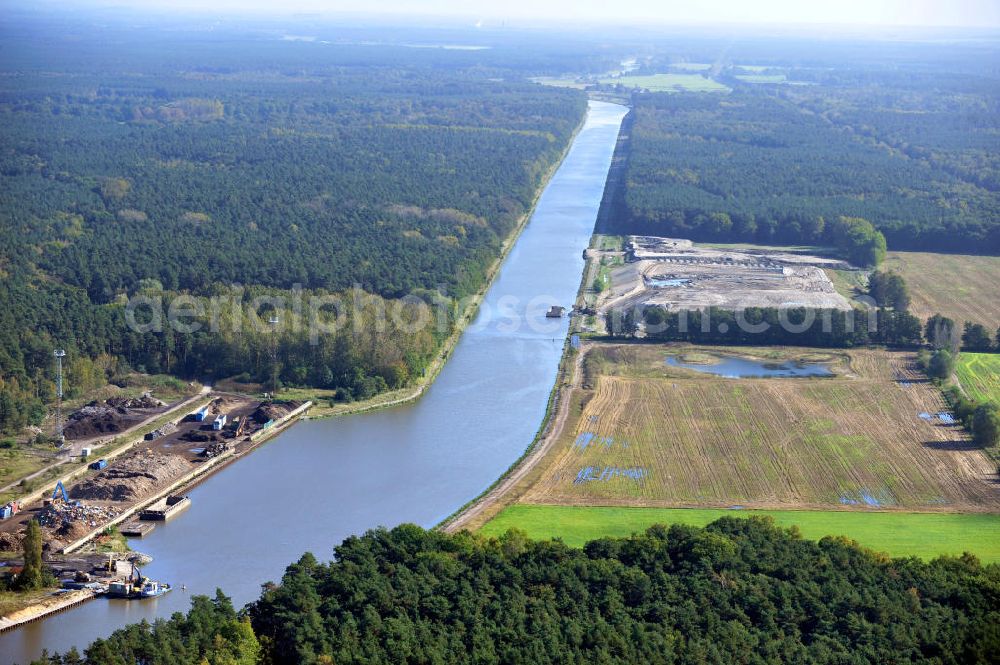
(182, 430), (220, 443)
(105, 395), (161, 409)
(0, 531), (22, 551)
(64, 404), (129, 439)
(37, 501), (121, 545)
(251, 401), (300, 424)
(64, 396), (166, 440)
(209, 396), (241, 414)
(71, 451), (190, 502)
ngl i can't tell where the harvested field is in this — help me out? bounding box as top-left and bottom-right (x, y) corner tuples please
(71, 451), (190, 502)
(883, 251), (1000, 329)
(520, 344), (1000, 511)
(956, 353), (1000, 405)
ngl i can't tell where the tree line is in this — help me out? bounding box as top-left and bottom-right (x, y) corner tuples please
(609, 306), (924, 348)
(604, 88), (1000, 255)
(919, 314), (1000, 450)
(29, 519), (1000, 664)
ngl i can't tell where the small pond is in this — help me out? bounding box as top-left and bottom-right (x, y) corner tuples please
(665, 353), (834, 378)
(647, 276), (691, 288)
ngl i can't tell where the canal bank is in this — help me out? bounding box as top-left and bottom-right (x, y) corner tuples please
(0, 100), (627, 663)
(283, 102), (591, 422)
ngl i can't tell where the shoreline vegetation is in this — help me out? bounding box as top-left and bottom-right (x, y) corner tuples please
(278, 106), (593, 421)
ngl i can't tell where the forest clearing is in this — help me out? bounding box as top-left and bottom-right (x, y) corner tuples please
(517, 344), (1000, 511)
(480, 504), (1000, 562)
(598, 73), (731, 93)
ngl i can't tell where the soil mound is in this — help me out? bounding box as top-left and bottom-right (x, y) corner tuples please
(71, 451), (189, 502)
(251, 401), (300, 424)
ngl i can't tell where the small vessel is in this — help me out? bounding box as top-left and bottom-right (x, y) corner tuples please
(140, 580), (172, 598)
(106, 563), (172, 599)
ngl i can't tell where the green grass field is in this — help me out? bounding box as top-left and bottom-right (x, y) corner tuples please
(600, 73), (730, 93)
(480, 504), (1000, 562)
(957, 353), (1000, 405)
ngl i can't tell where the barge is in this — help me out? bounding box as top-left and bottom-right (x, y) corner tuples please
(139, 495), (191, 521)
(106, 563), (172, 599)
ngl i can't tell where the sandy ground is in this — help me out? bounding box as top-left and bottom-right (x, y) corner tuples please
(602, 236), (852, 314)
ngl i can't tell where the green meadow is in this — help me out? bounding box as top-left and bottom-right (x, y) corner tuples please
(957, 352), (1000, 405)
(480, 504), (1000, 563)
(600, 73), (729, 93)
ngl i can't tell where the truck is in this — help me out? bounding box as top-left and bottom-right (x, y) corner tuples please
(89, 459), (108, 471)
(0, 501), (20, 520)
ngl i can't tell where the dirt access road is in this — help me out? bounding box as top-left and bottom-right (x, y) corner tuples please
(441, 342), (590, 533)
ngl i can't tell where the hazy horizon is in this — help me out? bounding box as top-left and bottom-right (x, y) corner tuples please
(7, 0), (1000, 29)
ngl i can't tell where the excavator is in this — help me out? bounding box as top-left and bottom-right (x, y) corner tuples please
(51, 480), (69, 503)
(44, 480), (78, 507)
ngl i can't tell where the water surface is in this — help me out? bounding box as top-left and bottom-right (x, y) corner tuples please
(665, 354), (834, 378)
(1, 101), (627, 664)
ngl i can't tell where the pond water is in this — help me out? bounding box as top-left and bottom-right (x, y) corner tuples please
(647, 276), (691, 288)
(665, 354), (834, 378)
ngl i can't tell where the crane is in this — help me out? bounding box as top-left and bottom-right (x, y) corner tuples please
(51, 480), (70, 503)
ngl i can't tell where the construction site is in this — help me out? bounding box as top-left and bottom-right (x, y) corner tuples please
(0, 390), (311, 632)
(0, 395), (307, 553)
(594, 236), (853, 317)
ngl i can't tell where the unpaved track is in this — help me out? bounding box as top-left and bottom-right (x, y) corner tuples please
(441, 343), (590, 533)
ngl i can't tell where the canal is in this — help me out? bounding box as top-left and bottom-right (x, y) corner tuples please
(2, 100), (627, 663)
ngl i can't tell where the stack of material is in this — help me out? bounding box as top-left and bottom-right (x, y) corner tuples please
(145, 421), (178, 441)
(200, 441), (229, 458)
(70, 451), (190, 502)
(251, 400), (301, 424)
(105, 395), (161, 410)
(183, 431), (219, 443)
(37, 501), (120, 536)
(0, 532), (22, 550)
(65, 396), (165, 440)
(64, 405), (127, 439)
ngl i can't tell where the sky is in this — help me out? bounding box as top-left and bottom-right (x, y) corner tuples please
(32, 0), (1000, 28)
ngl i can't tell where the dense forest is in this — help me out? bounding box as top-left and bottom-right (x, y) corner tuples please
(602, 70), (1000, 254)
(29, 518), (1000, 664)
(0, 18), (591, 431)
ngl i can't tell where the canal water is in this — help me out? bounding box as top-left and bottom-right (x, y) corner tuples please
(2, 100), (627, 663)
